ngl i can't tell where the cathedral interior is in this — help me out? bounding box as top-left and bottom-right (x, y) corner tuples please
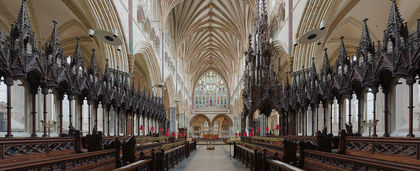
(0, 0), (419, 170)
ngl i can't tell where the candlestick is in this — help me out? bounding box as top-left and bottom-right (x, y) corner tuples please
(40, 120), (57, 137)
(362, 119), (378, 137)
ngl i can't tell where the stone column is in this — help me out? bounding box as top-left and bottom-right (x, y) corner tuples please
(338, 99), (342, 133)
(170, 107), (176, 133)
(146, 116), (149, 135)
(42, 89), (48, 137)
(68, 95), (73, 128)
(142, 115), (145, 136)
(103, 105), (107, 136)
(88, 102), (91, 134)
(330, 101), (333, 134)
(58, 94), (63, 136)
(179, 113), (184, 128)
(5, 78), (13, 138)
(31, 88), (38, 137)
(107, 107), (110, 136)
(383, 88), (390, 137)
(347, 94), (352, 134)
(79, 99), (83, 134)
(357, 95), (362, 135)
(372, 88), (378, 137)
(137, 114), (140, 136)
(95, 103), (98, 132)
(115, 109), (118, 137)
(407, 76), (415, 137)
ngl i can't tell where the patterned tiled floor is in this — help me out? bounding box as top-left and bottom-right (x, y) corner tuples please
(173, 144), (249, 171)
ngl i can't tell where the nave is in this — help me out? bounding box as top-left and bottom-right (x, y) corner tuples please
(174, 144), (247, 171)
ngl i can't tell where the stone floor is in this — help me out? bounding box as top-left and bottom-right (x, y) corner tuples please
(173, 144), (249, 171)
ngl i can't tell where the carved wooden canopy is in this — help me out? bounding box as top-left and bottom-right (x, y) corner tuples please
(0, 0), (166, 121)
(242, 0), (420, 119)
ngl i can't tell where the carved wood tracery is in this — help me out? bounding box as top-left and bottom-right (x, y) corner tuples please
(0, 0), (167, 138)
(242, 0), (420, 137)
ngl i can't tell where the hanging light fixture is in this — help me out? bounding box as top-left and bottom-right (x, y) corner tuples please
(88, 29), (122, 48)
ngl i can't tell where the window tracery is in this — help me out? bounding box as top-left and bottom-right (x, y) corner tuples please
(194, 70), (228, 108)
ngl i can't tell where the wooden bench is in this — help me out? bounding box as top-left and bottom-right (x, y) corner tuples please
(113, 159), (153, 171)
(303, 149), (420, 171)
(265, 158), (304, 171)
(114, 141), (196, 171)
(0, 137), (79, 165)
(234, 143), (256, 169)
(341, 136), (420, 166)
(239, 137), (301, 165)
(0, 148), (118, 171)
(120, 136), (189, 165)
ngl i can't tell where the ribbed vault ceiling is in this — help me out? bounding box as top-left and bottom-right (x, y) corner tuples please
(163, 0), (256, 92)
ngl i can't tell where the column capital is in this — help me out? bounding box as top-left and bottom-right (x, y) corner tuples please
(4, 77), (13, 85)
(41, 88), (49, 95)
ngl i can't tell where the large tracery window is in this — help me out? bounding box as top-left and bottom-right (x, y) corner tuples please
(194, 70), (228, 108)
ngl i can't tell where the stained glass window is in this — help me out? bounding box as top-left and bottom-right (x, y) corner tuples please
(194, 70), (228, 107)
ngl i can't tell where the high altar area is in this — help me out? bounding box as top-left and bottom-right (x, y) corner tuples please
(0, 0), (419, 170)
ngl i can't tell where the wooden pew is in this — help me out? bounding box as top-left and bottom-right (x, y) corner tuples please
(234, 142), (257, 170)
(239, 132), (420, 170)
(120, 137), (189, 165)
(136, 137), (185, 160)
(303, 149), (420, 171)
(135, 137), (174, 159)
(247, 138), (284, 160)
(86, 128), (104, 152)
(240, 137), (301, 166)
(114, 141), (196, 171)
(186, 141), (197, 157)
(0, 137), (79, 165)
(341, 136), (420, 165)
(0, 148), (118, 171)
(155, 143), (193, 171)
(100, 135), (167, 165)
(234, 141), (303, 171)
(239, 135), (420, 171)
(265, 158), (304, 171)
(112, 159), (153, 171)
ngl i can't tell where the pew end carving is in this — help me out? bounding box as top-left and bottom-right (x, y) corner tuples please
(86, 125), (104, 152)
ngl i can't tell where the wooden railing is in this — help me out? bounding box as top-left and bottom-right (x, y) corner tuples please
(113, 159), (153, 171)
(0, 137), (79, 164)
(0, 134), (186, 171)
(117, 138), (196, 171)
(135, 136), (169, 144)
(240, 137), (300, 165)
(234, 142), (301, 171)
(239, 134), (420, 170)
(158, 145), (186, 170)
(266, 158), (303, 171)
(135, 141), (167, 159)
(0, 148), (117, 171)
(304, 149), (420, 171)
(342, 136), (420, 165)
(157, 141), (196, 170)
(186, 141), (196, 157)
(234, 143), (257, 170)
(113, 141), (196, 171)
(120, 136), (187, 164)
(251, 138), (284, 153)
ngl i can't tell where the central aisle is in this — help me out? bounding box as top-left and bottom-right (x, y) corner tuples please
(174, 144), (249, 171)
